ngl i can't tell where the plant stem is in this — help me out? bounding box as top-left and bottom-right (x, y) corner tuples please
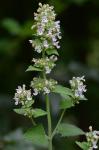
(46, 94), (52, 150)
(42, 50), (52, 150)
(30, 117), (36, 126)
(52, 109), (65, 138)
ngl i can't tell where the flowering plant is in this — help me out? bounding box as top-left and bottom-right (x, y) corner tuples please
(13, 3), (99, 150)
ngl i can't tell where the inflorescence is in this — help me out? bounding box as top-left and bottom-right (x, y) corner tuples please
(69, 76), (87, 101)
(14, 84), (32, 106)
(29, 3), (61, 53)
(86, 126), (99, 150)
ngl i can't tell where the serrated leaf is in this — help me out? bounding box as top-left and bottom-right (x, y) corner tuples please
(54, 85), (74, 99)
(24, 125), (48, 147)
(33, 109), (47, 118)
(57, 123), (85, 137)
(60, 99), (74, 109)
(46, 49), (59, 56)
(76, 141), (90, 150)
(26, 65), (42, 72)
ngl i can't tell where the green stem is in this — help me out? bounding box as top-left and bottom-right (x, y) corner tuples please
(46, 94), (52, 150)
(30, 117), (36, 126)
(52, 109), (65, 138)
(42, 49), (52, 150)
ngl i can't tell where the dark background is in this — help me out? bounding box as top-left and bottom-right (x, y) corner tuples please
(0, 0), (99, 149)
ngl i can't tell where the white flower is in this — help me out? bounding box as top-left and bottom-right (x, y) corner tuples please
(55, 21), (60, 29)
(29, 40), (33, 44)
(37, 26), (44, 35)
(43, 87), (50, 94)
(42, 16), (48, 23)
(16, 86), (22, 94)
(27, 90), (32, 100)
(30, 3), (61, 53)
(35, 45), (42, 53)
(14, 97), (19, 105)
(14, 85), (32, 105)
(50, 55), (58, 61)
(70, 76), (87, 100)
(43, 40), (49, 48)
(33, 88), (38, 96)
(86, 126), (99, 150)
(45, 66), (51, 74)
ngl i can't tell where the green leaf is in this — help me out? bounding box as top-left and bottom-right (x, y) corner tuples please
(33, 109), (47, 118)
(57, 123), (85, 137)
(54, 85), (74, 99)
(76, 141), (90, 150)
(2, 19), (21, 35)
(14, 108), (27, 115)
(25, 100), (34, 107)
(26, 65), (42, 72)
(46, 49), (59, 56)
(60, 99), (74, 109)
(24, 125), (48, 147)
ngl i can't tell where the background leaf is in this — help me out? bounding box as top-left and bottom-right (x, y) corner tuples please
(2, 19), (21, 35)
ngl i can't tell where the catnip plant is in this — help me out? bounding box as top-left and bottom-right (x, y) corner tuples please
(13, 3), (99, 150)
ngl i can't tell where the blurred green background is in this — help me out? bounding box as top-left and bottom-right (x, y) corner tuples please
(0, 0), (99, 149)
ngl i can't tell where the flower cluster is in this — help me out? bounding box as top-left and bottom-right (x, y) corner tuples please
(69, 76), (87, 101)
(31, 77), (57, 95)
(86, 126), (99, 150)
(13, 84), (32, 106)
(29, 3), (61, 53)
(32, 55), (57, 74)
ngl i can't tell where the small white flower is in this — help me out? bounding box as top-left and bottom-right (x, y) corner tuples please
(43, 87), (50, 94)
(27, 90), (32, 100)
(29, 40), (33, 44)
(14, 85), (32, 106)
(42, 16), (48, 23)
(70, 76), (87, 100)
(52, 36), (57, 42)
(50, 55), (58, 61)
(45, 66), (51, 74)
(37, 26), (44, 35)
(14, 98), (19, 105)
(16, 86), (22, 94)
(43, 40), (49, 48)
(35, 46), (42, 53)
(86, 126), (99, 150)
(33, 88), (38, 96)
